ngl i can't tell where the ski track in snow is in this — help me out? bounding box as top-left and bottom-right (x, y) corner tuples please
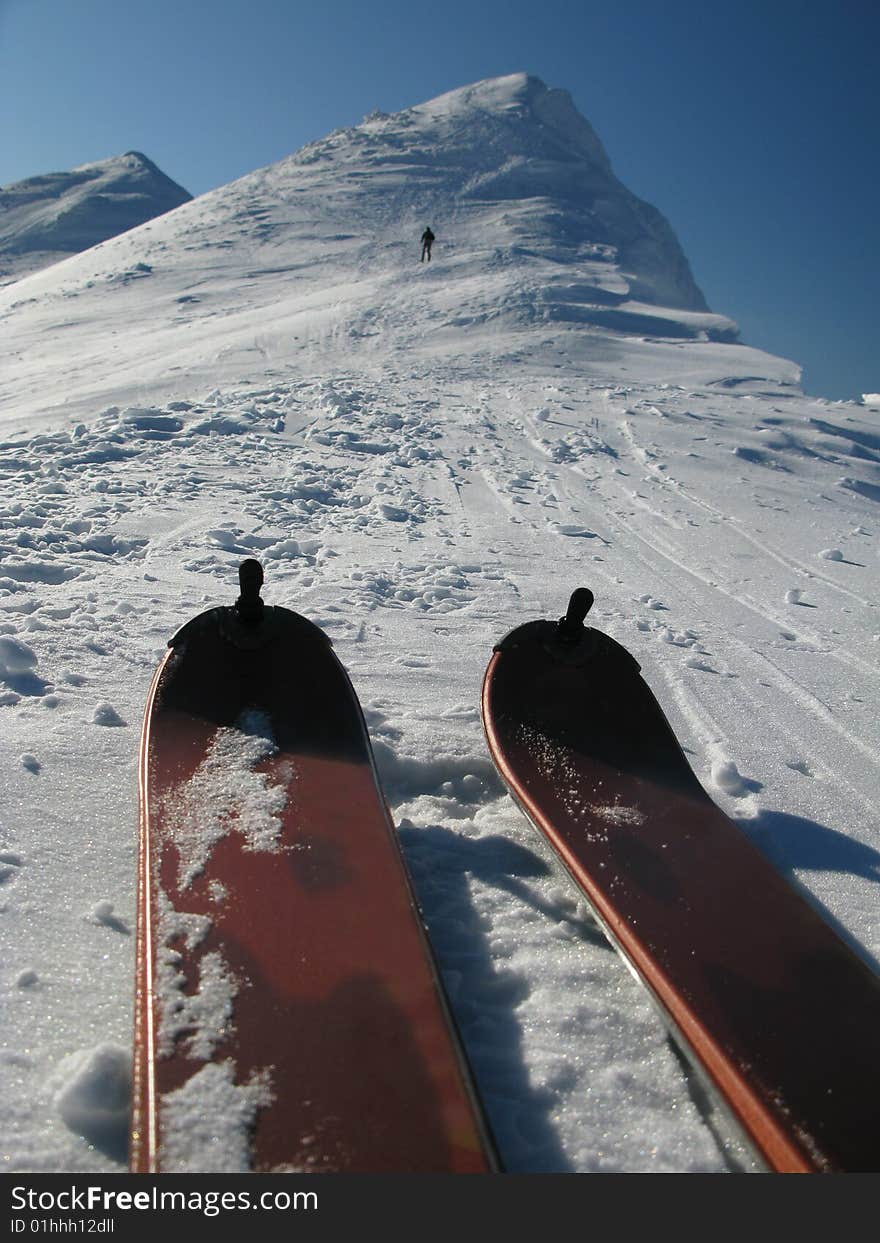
(1, 75), (879, 1174)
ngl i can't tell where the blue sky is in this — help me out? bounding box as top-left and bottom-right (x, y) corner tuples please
(1, 0), (877, 400)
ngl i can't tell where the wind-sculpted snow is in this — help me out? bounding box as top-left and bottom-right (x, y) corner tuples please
(0, 74), (878, 1174)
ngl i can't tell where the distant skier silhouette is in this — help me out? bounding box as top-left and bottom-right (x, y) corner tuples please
(421, 227), (435, 262)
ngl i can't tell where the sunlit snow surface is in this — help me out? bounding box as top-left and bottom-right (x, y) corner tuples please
(1, 74), (878, 1173)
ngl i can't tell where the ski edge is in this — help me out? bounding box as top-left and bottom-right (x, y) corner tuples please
(130, 649), (172, 1174)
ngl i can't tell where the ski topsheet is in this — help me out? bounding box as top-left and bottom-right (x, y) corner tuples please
(132, 561), (493, 1173)
(481, 589), (880, 1173)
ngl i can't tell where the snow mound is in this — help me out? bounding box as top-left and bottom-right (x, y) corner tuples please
(54, 1044), (131, 1156)
(91, 702), (127, 727)
(710, 758), (751, 798)
(0, 636), (37, 677)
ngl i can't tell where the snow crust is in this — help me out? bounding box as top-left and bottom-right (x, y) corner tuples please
(0, 74), (878, 1174)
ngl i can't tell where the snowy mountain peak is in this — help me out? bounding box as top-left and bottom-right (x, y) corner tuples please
(69, 151), (165, 179)
(0, 151), (191, 285)
(291, 73), (712, 317)
(1, 73), (801, 426)
(409, 73), (614, 173)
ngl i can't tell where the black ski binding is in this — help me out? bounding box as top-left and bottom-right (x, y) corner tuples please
(556, 587), (594, 642)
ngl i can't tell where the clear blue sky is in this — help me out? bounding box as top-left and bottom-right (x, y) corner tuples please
(1, 0), (877, 400)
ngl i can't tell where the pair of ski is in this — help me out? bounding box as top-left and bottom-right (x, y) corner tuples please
(132, 563), (880, 1173)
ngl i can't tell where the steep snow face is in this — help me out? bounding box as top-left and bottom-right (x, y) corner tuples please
(400, 73), (710, 312)
(0, 152), (192, 287)
(286, 71), (713, 316)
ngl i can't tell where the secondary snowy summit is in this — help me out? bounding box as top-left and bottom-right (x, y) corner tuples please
(0, 151), (191, 287)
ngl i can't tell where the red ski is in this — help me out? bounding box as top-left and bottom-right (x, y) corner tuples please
(131, 561), (494, 1173)
(482, 588), (880, 1173)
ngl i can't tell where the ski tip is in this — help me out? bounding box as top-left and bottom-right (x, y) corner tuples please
(557, 587), (594, 639)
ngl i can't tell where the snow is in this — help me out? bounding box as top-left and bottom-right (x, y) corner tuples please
(0, 73), (878, 1174)
(52, 1045), (131, 1162)
(165, 708), (287, 889)
(159, 1062), (273, 1174)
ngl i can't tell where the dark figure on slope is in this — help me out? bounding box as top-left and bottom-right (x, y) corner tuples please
(421, 227), (435, 262)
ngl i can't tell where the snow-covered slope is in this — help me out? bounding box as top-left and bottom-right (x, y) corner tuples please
(0, 151), (192, 288)
(0, 73), (764, 436)
(1, 74), (878, 1174)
